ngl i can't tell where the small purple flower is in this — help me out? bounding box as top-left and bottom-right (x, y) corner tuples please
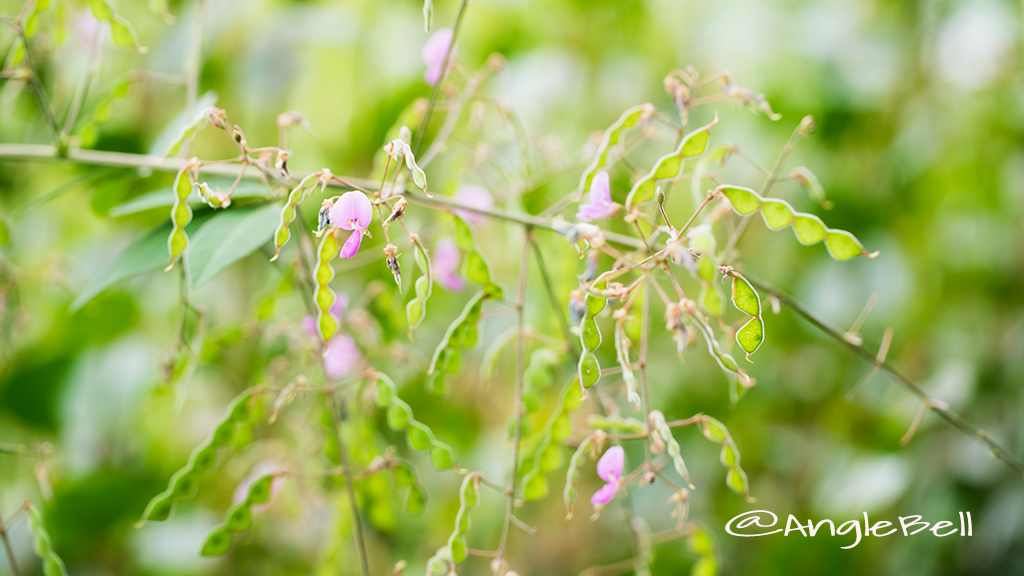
(591, 446), (624, 507)
(329, 192), (373, 259)
(233, 461), (286, 512)
(323, 333), (362, 379)
(576, 172), (619, 222)
(422, 28), (455, 86)
(433, 238), (465, 291)
(453, 184), (493, 226)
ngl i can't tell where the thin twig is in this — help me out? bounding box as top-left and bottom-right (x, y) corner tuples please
(747, 275), (1024, 479)
(412, 0), (470, 155)
(0, 510), (20, 576)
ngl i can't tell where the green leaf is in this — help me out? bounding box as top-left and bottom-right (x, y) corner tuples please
(187, 204), (280, 287)
(71, 215), (209, 311)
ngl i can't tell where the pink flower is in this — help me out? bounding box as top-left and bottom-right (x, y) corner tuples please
(329, 192), (373, 259)
(591, 446), (624, 507)
(422, 28), (455, 86)
(576, 172), (619, 222)
(453, 184), (493, 226)
(233, 461), (286, 512)
(302, 294), (349, 335)
(433, 238), (465, 291)
(323, 333), (361, 379)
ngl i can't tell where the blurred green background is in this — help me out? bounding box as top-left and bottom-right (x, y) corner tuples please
(2, 0), (1024, 575)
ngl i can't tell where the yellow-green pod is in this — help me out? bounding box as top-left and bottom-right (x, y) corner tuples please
(165, 168), (193, 271)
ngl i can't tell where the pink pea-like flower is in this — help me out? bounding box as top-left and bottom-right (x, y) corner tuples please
(323, 333), (362, 379)
(433, 238), (465, 291)
(591, 445), (624, 507)
(422, 28), (455, 86)
(576, 172), (619, 222)
(453, 184), (494, 226)
(329, 192), (373, 259)
(233, 461), (286, 512)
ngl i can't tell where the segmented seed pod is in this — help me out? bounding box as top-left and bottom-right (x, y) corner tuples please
(314, 230), (340, 342)
(270, 172), (318, 262)
(165, 166), (194, 271)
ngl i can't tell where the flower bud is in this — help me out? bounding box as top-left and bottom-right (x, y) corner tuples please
(384, 243), (401, 288)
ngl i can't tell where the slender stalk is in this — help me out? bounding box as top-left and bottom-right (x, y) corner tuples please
(61, 31), (102, 138)
(327, 395), (372, 576)
(0, 511), (20, 576)
(412, 0), (470, 154)
(15, 26), (60, 140)
(748, 275), (1024, 479)
(497, 234), (530, 558)
(528, 233), (575, 348)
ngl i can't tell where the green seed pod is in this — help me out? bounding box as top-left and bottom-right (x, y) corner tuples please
(407, 422), (433, 450)
(211, 417), (237, 447)
(406, 238), (433, 333)
(200, 525), (232, 556)
(579, 104), (654, 195)
(626, 114), (718, 209)
(697, 415), (754, 502)
(140, 490), (175, 522)
(189, 441), (218, 472)
(429, 443), (455, 470)
(225, 503), (253, 532)
(717, 185), (878, 260)
(246, 475), (275, 505)
(563, 436), (593, 519)
(26, 503), (68, 576)
(270, 173), (317, 261)
(725, 270), (765, 359)
(650, 410), (694, 488)
(165, 167), (194, 271)
(170, 467), (199, 498)
(314, 231), (340, 342)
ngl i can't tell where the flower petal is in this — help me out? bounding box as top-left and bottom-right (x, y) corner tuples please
(596, 445), (624, 483)
(329, 192), (373, 230)
(590, 481), (618, 506)
(324, 334), (362, 379)
(339, 230), (363, 259)
(590, 171), (611, 205)
(421, 28), (454, 68)
(453, 184), (493, 226)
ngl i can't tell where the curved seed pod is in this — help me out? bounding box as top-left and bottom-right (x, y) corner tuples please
(200, 471), (282, 556)
(425, 473), (480, 570)
(89, 0), (146, 52)
(314, 231), (340, 342)
(427, 290), (495, 395)
(140, 389), (259, 523)
(579, 104), (655, 195)
(690, 315), (755, 403)
(718, 185), (878, 260)
(649, 410), (695, 489)
(405, 237), (433, 334)
(577, 288), (606, 390)
(383, 138), (430, 196)
(164, 106), (224, 158)
(691, 142), (735, 207)
(452, 215), (503, 295)
(391, 459), (427, 515)
(270, 172), (318, 261)
(687, 525), (718, 576)
(697, 416), (755, 502)
(480, 326), (518, 381)
(165, 166), (194, 271)
(79, 77), (133, 146)
(626, 113), (719, 210)
(26, 503), (69, 576)
(563, 435), (593, 519)
(791, 166), (832, 208)
(722, 269), (764, 359)
(521, 348), (560, 414)
(689, 225), (724, 318)
(374, 372), (457, 470)
(614, 312), (640, 409)
(521, 375), (587, 501)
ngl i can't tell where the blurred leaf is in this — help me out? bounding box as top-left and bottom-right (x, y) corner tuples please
(109, 179), (268, 217)
(72, 216), (209, 311)
(187, 204), (279, 287)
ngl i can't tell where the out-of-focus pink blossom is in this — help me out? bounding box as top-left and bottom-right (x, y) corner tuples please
(302, 294), (349, 336)
(453, 184), (493, 226)
(330, 192), (373, 259)
(433, 238), (464, 291)
(576, 172), (619, 222)
(323, 334), (361, 379)
(74, 12), (100, 47)
(233, 461), (286, 512)
(422, 28), (455, 86)
(591, 446), (624, 507)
